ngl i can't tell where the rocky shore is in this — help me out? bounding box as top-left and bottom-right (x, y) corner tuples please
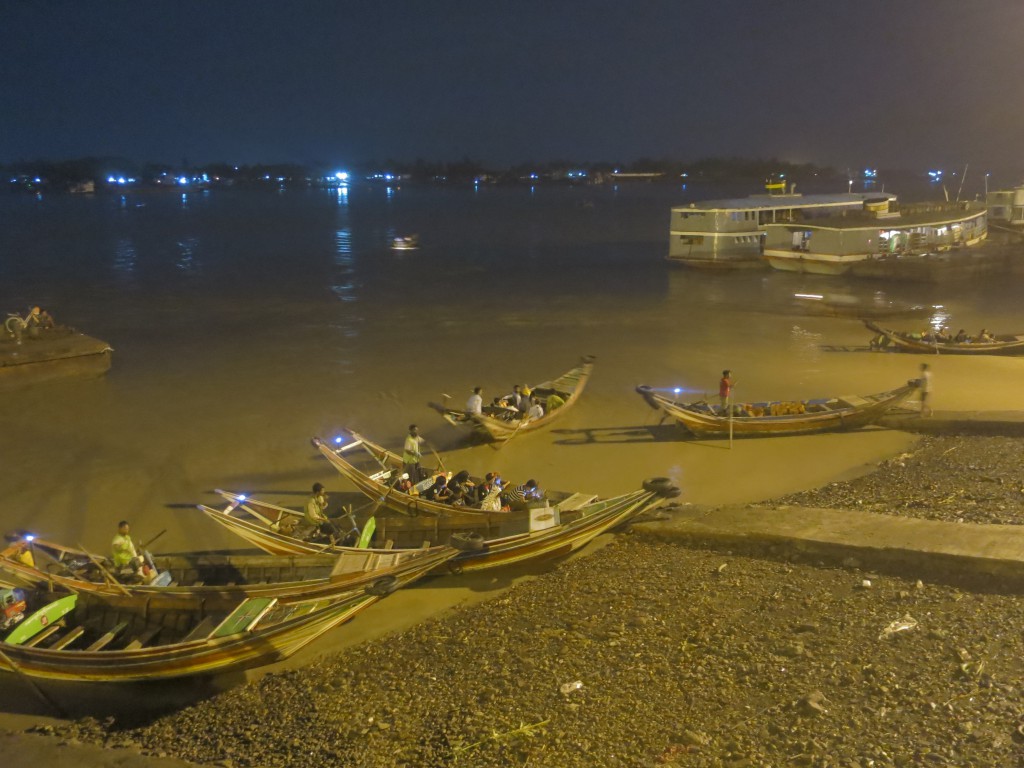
(9, 434), (1024, 767)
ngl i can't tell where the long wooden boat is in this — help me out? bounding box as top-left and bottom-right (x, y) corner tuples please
(0, 533), (456, 606)
(864, 321), (1024, 355)
(200, 482), (678, 575)
(428, 356), (595, 442)
(312, 430), (566, 518)
(0, 558), (438, 683)
(636, 381), (919, 438)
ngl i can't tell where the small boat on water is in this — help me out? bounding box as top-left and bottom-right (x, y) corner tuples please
(201, 479), (678, 574)
(391, 235), (419, 250)
(864, 321), (1024, 355)
(0, 574), (418, 683)
(429, 356), (596, 443)
(636, 381), (919, 438)
(790, 292), (933, 320)
(0, 533), (456, 605)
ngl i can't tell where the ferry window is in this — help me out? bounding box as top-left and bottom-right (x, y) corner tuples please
(680, 236), (704, 245)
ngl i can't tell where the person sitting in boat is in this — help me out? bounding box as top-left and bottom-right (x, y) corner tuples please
(423, 475), (451, 503)
(304, 483), (341, 542)
(465, 386), (483, 416)
(111, 520), (144, 578)
(546, 392), (566, 411)
(954, 329), (969, 343)
(977, 328), (995, 343)
(447, 469), (475, 498)
(504, 479), (543, 511)
(934, 327), (952, 343)
(448, 487), (470, 507)
(13, 540), (35, 568)
(393, 473), (414, 494)
(527, 396), (545, 421)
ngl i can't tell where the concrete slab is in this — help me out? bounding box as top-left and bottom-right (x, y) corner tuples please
(634, 503), (1024, 591)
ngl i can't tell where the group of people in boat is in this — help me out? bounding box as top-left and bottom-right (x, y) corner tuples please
(871, 326), (998, 349)
(464, 384), (565, 422)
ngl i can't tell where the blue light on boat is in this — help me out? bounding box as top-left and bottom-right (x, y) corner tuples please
(237, 494), (246, 501)
(673, 388), (682, 395)
(24, 534), (35, 542)
(334, 436), (344, 444)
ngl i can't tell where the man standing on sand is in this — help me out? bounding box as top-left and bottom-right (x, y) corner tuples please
(719, 370), (735, 414)
(403, 424), (425, 482)
(465, 386), (483, 415)
(919, 363), (932, 417)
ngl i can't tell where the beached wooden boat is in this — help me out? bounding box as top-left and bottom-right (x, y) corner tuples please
(636, 381), (919, 438)
(200, 481), (678, 575)
(0, 564), (434, 683)
(428, 356), (595, 442)
(311, 430), (614, 518)
(864, 321), (1024, 355)
(0, 533), (456, 606)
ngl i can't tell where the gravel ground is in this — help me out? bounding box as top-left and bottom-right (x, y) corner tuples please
(24, 436), (1024, 767)
(767, 435), (1024, 525)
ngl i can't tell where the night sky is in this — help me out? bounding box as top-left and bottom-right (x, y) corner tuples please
(3, 0), (1023, 170)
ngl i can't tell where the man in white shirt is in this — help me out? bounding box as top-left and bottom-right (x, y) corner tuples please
(527, 397), (544, 420)
(465, 386), (483, 415)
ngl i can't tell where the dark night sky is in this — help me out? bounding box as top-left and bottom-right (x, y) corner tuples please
(3, 0), (1023, 169)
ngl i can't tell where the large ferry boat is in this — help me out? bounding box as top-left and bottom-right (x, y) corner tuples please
(762, 199), (988, 276)
(987, 185), (1024, 229)
(667, 186), (896, 269)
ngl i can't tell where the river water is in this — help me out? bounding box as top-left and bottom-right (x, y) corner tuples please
(1, 181), (1023, 715)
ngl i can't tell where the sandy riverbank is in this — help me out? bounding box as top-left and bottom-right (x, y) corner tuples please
(4, 433), (1024, 767)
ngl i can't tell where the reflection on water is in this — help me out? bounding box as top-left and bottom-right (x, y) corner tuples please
(175, 236), (200, 274)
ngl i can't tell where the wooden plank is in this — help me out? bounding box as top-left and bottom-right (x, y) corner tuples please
(85, 621), (128, 651)
(210, 597), (277, 638)
(50, 625), (86, 650)
(181, 616), (218, 643)
(23, 621), (65, 648)
(123, 626), (161, 650)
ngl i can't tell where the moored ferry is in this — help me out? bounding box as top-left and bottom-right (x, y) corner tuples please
(667, 186), (897, 269)
(762, 199), (988, 275)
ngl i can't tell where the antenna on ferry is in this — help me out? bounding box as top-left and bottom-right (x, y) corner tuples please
(955, 164), (968, 202)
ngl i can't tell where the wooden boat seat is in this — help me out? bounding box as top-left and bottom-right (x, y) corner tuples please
(124, 626), (162, 650)
(557, 493), (598, 512)
(23, 621), (65, 648)
(209, 597), (277, 639)
(837, 395), (869, 407)
(181, 616), (219, 643)
(86, 621), (128, 651)
(51, 625), (86, 650)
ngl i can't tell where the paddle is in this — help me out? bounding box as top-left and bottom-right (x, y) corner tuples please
(77, 544), (131, 597)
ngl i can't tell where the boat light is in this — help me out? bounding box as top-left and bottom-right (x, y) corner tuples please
(334, 436), (344, 444)
(24, 534), (35, 542)
(237, 494), (246, 501)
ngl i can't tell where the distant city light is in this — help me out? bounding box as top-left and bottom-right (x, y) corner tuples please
(334, 171), (349, 181)
(928, 170), (943, 181)
(864, 168), (877, 178)
(178, 176), (189, 184)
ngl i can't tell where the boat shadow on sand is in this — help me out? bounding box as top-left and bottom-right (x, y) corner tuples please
(550, 423), (685, 445)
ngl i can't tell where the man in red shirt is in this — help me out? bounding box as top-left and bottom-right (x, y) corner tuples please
(718, 370), (735, 414)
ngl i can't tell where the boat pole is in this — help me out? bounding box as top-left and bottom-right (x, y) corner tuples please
(728, 392), (734, 449)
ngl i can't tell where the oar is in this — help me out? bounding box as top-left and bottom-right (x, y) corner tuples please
(139, 529), (167, 550)
(77, 545), (131, 597)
